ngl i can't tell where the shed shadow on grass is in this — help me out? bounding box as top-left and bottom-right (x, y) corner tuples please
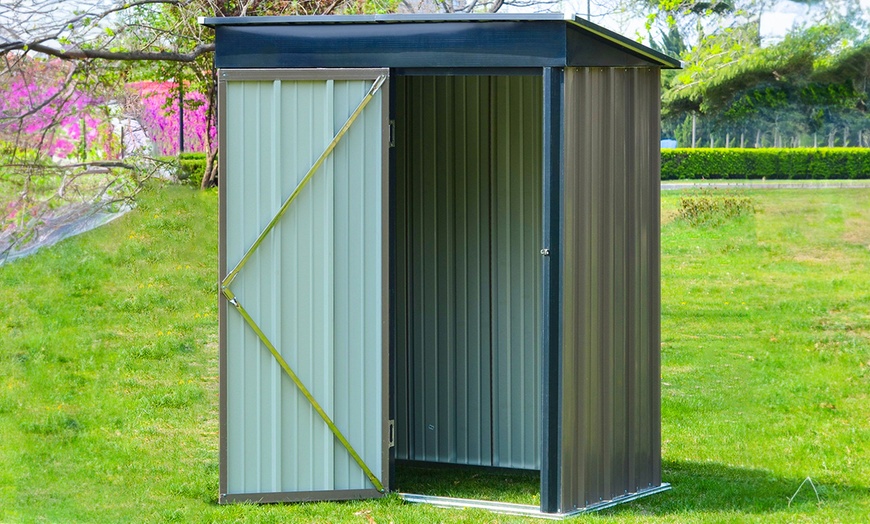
(600, 460), (867, 517)
(395, 460), (866, 516)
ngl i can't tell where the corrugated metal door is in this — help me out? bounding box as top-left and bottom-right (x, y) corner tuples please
(218, 69), (390, 503)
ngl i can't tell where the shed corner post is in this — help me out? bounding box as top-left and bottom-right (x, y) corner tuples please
(540, 66), (565, 515)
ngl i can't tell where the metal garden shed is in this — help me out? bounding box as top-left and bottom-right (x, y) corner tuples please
(204, 13), (680, 517)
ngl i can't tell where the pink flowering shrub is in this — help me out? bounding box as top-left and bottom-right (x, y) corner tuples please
(0, 57), (215, 161)
(0, 58), (117, 159)
(128, 81), (216, 156)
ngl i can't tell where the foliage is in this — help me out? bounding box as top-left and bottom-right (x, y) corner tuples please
(2, 186), (870, 521)
(640, 0), (753, 55)
(663, 21), (869, 148)
(120, 0), (402, 187)
(661, 147), (870, 179)
(159, 153), (211, 187)
(1, 0), (403, 191)
(676, 187), (754, 226)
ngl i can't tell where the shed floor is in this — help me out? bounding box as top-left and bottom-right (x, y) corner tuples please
(395, 461), (539, 505)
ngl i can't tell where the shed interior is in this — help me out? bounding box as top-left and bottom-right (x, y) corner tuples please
(393, 74), (543, 476)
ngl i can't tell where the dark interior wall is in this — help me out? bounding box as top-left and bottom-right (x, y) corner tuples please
(394, 75), (542, 470)
(560, 66), (662, 510)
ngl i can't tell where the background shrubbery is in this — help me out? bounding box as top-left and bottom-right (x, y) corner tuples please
(661, 148), (870, 180)
(161, 153), (211, 187)
(676, 188), (755, 226)
(160, 148), (870, 188)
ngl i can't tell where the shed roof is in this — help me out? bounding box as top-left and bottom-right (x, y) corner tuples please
(202, 13), (681, 70)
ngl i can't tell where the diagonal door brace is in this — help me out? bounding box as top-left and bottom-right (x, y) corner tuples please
(222, 74), (388, 493)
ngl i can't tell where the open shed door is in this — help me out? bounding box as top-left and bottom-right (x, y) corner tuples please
(218, 69), (390, 503)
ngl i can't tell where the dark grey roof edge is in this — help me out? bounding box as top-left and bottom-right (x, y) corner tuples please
(200, 13), (682, 69)
(565, 15), (681, 68)
(200, 13), (568, 26)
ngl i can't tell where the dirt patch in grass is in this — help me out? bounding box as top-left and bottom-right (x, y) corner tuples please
(843, 216), (870, 247)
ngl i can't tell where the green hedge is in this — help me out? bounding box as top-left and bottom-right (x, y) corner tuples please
(163, 148), (870, 183)
(661, 148), (870, 180)
(160, 153), (213, 187)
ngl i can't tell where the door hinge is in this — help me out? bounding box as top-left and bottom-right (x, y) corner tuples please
(388, 419), (395, 448)
(389, 120), (396, 148)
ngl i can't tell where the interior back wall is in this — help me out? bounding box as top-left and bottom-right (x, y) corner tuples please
(394, 75), (542, 470)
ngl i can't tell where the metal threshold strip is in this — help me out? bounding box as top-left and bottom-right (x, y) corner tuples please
(399, 484), (671, 520)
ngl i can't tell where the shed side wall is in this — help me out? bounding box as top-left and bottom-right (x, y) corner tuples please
(560, 67), (662, 510)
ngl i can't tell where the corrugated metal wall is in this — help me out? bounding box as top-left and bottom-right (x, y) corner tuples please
(221, 72), (387, 498)
(395, 76), (541, 469)
(559, 67), (662, 510)
(490, 77), (542, 470)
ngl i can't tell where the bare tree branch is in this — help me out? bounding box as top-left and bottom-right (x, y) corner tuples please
(22, 42), (216, 63)
(0, 62), (78, 121)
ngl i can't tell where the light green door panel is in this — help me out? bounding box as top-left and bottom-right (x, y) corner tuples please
(220, 70), (389, 501)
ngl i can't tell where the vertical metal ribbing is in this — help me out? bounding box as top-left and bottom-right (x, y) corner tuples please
(324, 78), (336, 488)
(398, 76), (494, 467)
(491, 75), (542, 470)
(394, 77), (410, 462)
(560, 66), (663, 512)
(270, 79), (282, 491)
(625, 69), (639, 493)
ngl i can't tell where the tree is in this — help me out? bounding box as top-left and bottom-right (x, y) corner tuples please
(661, 10), (868, 148)
(1, 0), (401, 189)
(0, 0), (401, 258)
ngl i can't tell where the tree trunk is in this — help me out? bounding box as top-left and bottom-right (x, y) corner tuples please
(843, 126), (849, 147)
(755, 129), (761, 148)
(828, 129), (836, 147)
(725, 132), (730, 148)
(814, 133), (817, 148)
(178, 80), (185, 154)
(740, 131), (745, 148)
(691, 113), (697, 148)
(201, 68), (219, 189)
(202, 148), (219, 188)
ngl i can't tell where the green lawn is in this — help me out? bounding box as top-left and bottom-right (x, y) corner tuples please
(1, 185), (868, 522)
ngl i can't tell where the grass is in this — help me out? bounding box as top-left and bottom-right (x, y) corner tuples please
(1, 184), (869, 522)
(395, 463), (541, 505)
